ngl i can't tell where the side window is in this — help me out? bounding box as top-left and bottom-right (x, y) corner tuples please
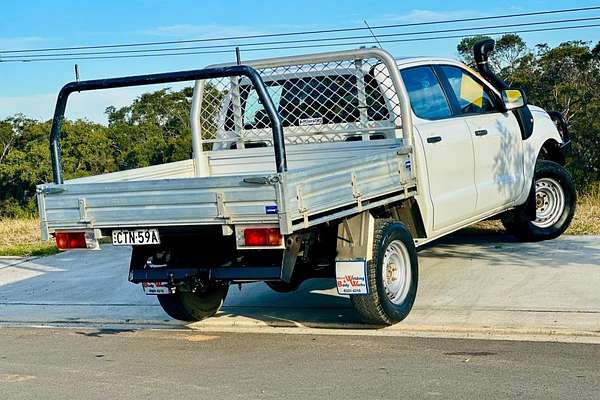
(243, 85), (283, 126)
(400, 66), (451, 120)
(439, 66), (497, 114)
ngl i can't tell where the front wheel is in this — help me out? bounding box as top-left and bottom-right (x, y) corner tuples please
(502, 160), (576, 242)
(157, 284), (228, 322)
(350, 221), (418, 325)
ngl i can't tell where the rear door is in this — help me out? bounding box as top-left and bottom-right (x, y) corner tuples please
(400, 66), (477, 231)
(435, 65), (524, 213)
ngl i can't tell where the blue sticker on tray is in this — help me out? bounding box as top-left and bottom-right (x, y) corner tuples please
(265, 205), (278, 214)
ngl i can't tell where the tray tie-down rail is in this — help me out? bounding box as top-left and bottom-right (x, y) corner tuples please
(48, 65), (287, 184)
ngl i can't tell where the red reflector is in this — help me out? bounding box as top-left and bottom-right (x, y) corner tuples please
(55, 231), (87, 250)
(244, 228), (282, 246)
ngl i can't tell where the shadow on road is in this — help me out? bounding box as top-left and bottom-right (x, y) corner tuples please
(422, 232), (600, 269)
(214, 278), (368, 329)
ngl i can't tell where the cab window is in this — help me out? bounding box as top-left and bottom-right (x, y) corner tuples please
(400, 66), (451, 120)
(439, 65), (498, 114)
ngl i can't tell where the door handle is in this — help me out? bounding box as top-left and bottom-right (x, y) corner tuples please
(427, 136), (442, 143)
(474, 129), (488, 136)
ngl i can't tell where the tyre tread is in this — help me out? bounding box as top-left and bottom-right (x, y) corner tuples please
(505, 160), (576, 242)
(350, 220), (413, 325)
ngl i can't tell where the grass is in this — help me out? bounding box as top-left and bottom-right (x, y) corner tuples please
(0, 189), (597, 257)
(0, 217), (58, 257)
(567, 186), (600, 235)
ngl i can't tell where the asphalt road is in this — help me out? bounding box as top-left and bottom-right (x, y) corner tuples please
(1, 326), (598, 400)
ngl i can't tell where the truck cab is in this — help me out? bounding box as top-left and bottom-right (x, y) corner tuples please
(395, 57), (567, 243)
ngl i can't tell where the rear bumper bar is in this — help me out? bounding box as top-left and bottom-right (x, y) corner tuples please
(129, 266), (282, 283)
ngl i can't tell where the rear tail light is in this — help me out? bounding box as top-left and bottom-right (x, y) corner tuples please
(244, 228), (282, 247)
(55, 231), (99, 250)
(234, 226), (283, 248)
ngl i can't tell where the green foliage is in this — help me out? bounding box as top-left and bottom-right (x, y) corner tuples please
(458, 34), (600, 188)
(457, 33), (527, 76)
(106, 87), (193, 169)
(0, 87), (195, 217)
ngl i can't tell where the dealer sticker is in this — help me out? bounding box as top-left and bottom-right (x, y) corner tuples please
(299, 117), (323, 126)
(335, 260), (368, 295)
(142, 281), (170, 295)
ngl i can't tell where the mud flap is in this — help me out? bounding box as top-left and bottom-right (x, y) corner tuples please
(280, 234), (301, 283)
(335, 260), (368, 295)
(336, 211), (375, 261)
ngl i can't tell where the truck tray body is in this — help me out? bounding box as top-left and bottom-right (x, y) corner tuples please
(39, 48), (418, 239)
(38, 140), (415, 237)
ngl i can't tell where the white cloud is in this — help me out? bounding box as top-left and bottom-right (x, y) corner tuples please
(0, 93), (56, 121)
(143, 24), (266, 39)
(0, 84), (189, 124)
(0, 36), (47, 51)
(378, 9), (486, 24)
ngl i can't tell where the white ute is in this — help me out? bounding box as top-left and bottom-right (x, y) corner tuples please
(37, 40), (574, 325)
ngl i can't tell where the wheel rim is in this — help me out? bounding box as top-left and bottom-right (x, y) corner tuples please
(532, 177), (565, 228)
(382, 240), (412, 305)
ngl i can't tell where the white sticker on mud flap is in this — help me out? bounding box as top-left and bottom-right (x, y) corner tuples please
(335, 260), (368, 295)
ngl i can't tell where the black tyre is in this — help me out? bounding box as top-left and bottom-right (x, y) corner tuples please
(502, 160), (576, 242)
(350, 221), (418, 325)
(265, 280), (302, 293)
(157, 284), (229, 322)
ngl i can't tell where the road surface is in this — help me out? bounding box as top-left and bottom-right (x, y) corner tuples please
(1, 326), (598, 400)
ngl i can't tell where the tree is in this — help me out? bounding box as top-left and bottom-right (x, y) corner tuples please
(106, 87), (194, 170)
(0, 115), (35, 166)
(457, 34), (528, 83)
(0, 118), (117, 216)
(0, 119), (53, 216)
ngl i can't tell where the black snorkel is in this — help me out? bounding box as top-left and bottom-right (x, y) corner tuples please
(473, 38), (534, 140)
(473, 39), (510, 90)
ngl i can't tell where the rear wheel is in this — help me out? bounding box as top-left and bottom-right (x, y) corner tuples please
(157, 284), (228, 322)
(502, 160), (575, 242)
(350, 221), (418, 325)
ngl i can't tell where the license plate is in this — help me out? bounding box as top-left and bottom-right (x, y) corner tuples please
(142, 281), (170, 295)
(112, 229), (160, 246)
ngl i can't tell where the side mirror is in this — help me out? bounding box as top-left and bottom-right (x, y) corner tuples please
(501, 88), (526, 111)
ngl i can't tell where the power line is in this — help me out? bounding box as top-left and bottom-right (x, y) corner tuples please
(1, 5), (600, 54)
(3, 23), (599, 63)
(3, 15), (599, 59)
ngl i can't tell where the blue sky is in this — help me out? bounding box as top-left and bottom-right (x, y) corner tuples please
(1, 0), (599, 123)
